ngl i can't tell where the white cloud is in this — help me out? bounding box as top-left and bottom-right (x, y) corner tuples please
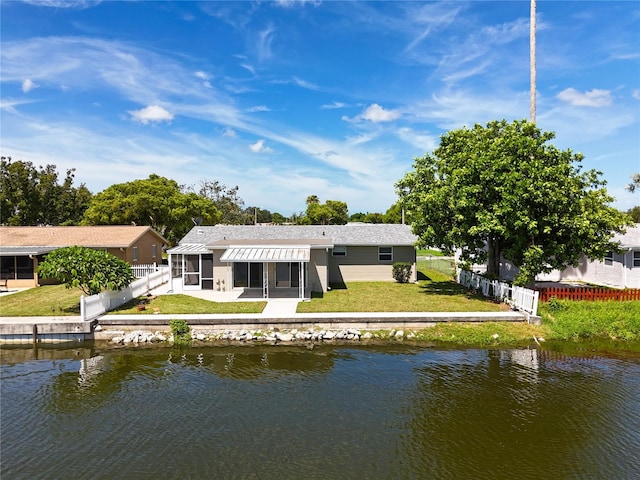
(321, 101), (346, 109)
(22, 0), (102, 8)
(194, 71), (212, 88)
(257, 25), (275, 62)
(247, 105), (270, 112)
(249, 139), (273, 153)
(351, 103), (401, 123)
(22, 79), (38, 93)
(293, 76), (319, 90)
(128, 105), (174, 124)
(222, 127), (237, 137)
(557, 88), (613, 108)
(632, 90), (640, 100)
(274, 0), (321, 8)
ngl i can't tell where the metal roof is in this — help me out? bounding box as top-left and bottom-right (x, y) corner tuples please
(166, 244), (212, 255)
(220, 246), (310, 263)
(0, 246), (58, 256)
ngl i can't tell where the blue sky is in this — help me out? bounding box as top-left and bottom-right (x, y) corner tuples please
(1, 1), (639, 217)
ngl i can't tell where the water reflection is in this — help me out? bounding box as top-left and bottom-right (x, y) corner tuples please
(1, 345), (638, 480)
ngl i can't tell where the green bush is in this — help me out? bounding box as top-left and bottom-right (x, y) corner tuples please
(169, 319), (191, 344)
(392, 262), (412, 283)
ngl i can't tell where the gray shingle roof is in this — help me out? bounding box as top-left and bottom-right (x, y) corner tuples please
(179, 224), (418, 247)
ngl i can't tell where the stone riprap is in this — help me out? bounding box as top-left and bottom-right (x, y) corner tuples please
(108, 328), (416, 345)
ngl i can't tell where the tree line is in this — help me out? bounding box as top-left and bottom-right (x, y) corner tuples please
(0, 156), (402, 245)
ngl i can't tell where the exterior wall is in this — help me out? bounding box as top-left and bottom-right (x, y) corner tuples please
(309, 249), (328, 292)
(329, 245), (417, 284)
(537, 251), (640, 289)
(112, 232), (163, 265)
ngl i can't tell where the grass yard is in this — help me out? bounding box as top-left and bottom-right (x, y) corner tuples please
(0, 284), (82, 316)
(297, 267), (505, 313)
(110, 295), (266, 315)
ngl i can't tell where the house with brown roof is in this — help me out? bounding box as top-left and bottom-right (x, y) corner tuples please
(0, 225), (168, 289)
(167, 224), (418, 299)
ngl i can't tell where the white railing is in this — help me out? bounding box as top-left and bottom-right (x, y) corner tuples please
(80, 266), (171, 321)
(131, 263), (163, 278)
(456, 269), (539, 317)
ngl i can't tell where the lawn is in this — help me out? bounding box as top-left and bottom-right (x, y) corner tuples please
(297, 267), (505, 313)
(1, 264), (502, 316)
(0, 285), (266, 316)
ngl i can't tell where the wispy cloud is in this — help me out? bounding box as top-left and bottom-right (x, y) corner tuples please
(22, 0), (102, 9)
(256, 25), (276, 62)
(557, 88), (613, 107)
(247, 105), (271, 112)
(321, 101), (346, 109)
(129, 105), (174, 124)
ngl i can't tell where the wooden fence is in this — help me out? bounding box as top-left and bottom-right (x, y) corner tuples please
(537, 287), (640, 302)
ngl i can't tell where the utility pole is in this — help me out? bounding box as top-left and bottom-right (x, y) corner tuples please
(530, 0), (537, 123)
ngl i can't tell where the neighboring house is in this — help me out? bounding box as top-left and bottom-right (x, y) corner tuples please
(167, 224), (418, 299)
(536, 225), (640, 289)
(0, 225), (168, 289)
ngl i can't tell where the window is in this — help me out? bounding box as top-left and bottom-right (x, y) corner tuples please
(604, 251), (613, 266)
(332, 246), (347, 256)
(378, 246), (393, 262)
(132, 246), (139, 262)
(152, 244), (157, 259)
(634, 251), (640, 268)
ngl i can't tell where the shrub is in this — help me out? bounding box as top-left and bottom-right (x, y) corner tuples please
(392, 262), (412, 283)
(169, 319), (191, 344)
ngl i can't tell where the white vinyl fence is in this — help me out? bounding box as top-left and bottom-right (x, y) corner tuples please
(131, 263), (164, 278)
(80, 266), (170, 321)
(457, 269), (539, 317)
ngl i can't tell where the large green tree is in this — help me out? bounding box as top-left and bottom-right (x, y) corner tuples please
(37, 246), (135, 296)
(82, 174), (219, 244)
(196, 180), (245, 224)
(305, 196), (348, 225)
(0, 156), (92, 225)
(396, 119), (629, 286)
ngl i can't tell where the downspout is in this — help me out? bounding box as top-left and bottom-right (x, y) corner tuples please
(625, 248), (632, 288)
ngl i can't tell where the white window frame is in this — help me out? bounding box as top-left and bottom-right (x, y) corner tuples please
(378, 246), (393, 262)
(152, 244), (157, 259)
(132, 246), (139, 262)
(332, 246), (347, 257)
(633, 251), (640, 268)
(604, 251), (614, 266)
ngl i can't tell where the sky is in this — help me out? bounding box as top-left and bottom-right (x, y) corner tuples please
(1, 1), (639, 217)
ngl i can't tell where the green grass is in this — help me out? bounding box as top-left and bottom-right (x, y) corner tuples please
(0, 284), (81, 316)
(297, 266), (504, 313)
(110, 295), (266, 315)
(539, 299), (640, 341)
(417, 248), (445, 256)
(0, 285), (266, 316)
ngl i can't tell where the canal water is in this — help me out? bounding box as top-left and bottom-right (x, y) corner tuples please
(1, 343), (639, 480)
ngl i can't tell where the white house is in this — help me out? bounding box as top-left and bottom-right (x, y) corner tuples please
(536, 225), (640, 289)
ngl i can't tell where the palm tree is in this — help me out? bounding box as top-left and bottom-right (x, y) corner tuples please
(627, 173), (640, 193)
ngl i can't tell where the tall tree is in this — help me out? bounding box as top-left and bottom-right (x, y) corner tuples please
(0, 156), (92, 225)
(196, 180), (245, 224)
(626, 173), (640, 193)
(305, 197), (348, 225)
(83, 174), (219, 244)
(396, 119), (630, 286)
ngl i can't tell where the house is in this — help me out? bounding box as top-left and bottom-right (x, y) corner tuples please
(536, 225), (640, 289)
(167, 224), (418, 299)
(0, 225), (168, 289)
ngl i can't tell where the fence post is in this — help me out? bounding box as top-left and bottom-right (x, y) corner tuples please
(80, 295), (86, 322)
